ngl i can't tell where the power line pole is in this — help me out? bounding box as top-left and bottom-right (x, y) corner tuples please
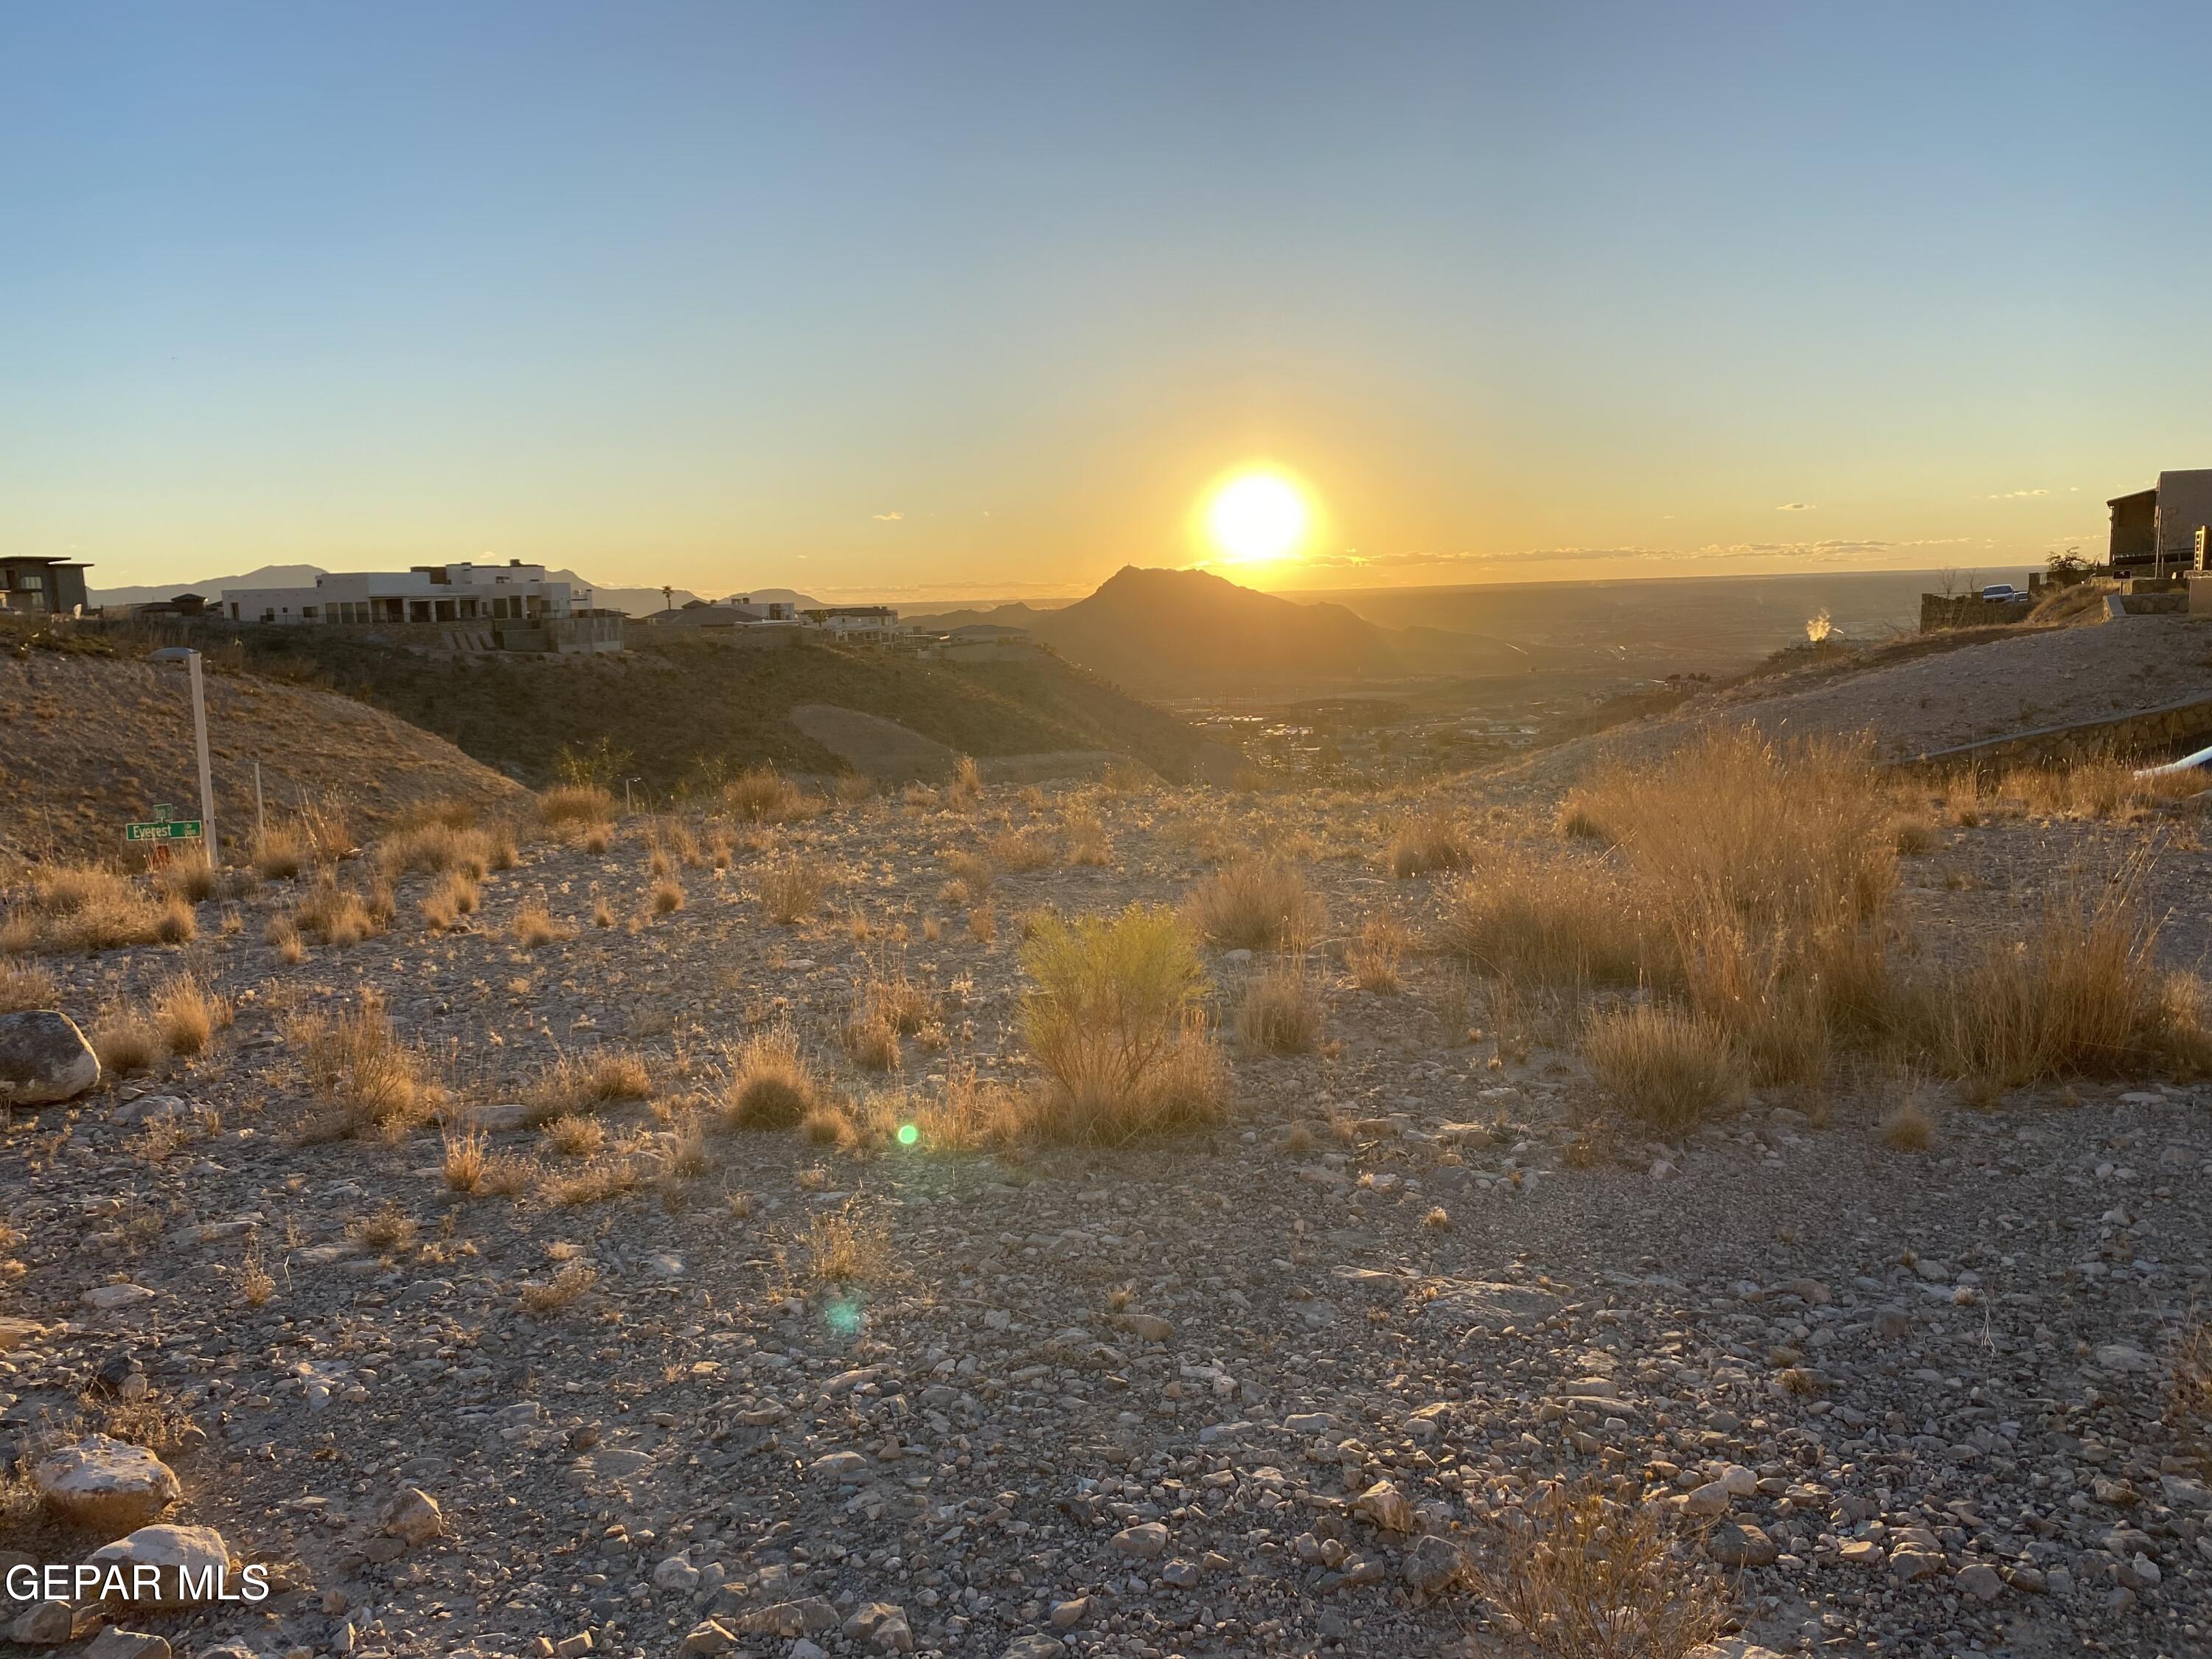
(188, 650), (218, 864)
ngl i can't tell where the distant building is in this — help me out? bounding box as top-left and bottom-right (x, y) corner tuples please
(644, 597), (799, 627)
(801, 605), (901, 643)
(127, 592), (210, 618)
(222, 560), (588, 625)
(0, 555), (92, 616)
(2107, 470), (2212, 574)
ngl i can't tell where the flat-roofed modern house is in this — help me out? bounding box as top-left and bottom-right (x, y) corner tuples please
(800, 604), (901, 642)
(222, 560), (588, 625)
(0, 555), (92, 616)
(2108, 470), (2212, 574)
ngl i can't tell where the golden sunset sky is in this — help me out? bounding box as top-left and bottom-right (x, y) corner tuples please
(4, 4), (2205, 601)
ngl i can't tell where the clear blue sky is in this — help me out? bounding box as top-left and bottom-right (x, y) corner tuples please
(4, 1), (2207, 598)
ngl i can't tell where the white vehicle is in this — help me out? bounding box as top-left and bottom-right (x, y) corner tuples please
(1981, 583), (2021, 602)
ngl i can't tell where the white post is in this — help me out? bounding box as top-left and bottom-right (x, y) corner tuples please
(188, 651), (218, 864)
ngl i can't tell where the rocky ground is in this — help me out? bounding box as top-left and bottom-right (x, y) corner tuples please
(1, 777), (2210, 1659)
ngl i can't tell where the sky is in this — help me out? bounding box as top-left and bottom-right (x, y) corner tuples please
(5, 1), (2210, 602)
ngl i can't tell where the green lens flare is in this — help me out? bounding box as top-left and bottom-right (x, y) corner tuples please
(897, 1124), (919, 1146)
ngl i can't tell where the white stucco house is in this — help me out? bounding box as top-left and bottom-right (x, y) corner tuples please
(220, 561), (589, 625)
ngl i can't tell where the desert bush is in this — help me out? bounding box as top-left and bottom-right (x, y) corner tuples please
(650, 877), (686, 915)
(542, 1114), (606, 1158)
(841, 1003), (901, 1071)
(153, 852), (221, 904)
(1237, 959), (1321, 1054)
(1, 865), (195, 955)
(1183, 859), (1324, 951)
(903, 1067), (1025, 1151)
(1582, 1002), (1744, 1132)
(1879, 1095), (1935, 1150)
(758, 854), (827, 924)
(1064, 810), (1113, 866)
(441, 1118), (490, 1192)
(512, 896), (568, 947)
(152, 973), (227, 1056)
(942, 848), (993, 897)
(1390, 811), (1474, 878)
(293, 875), (381, 947)
(1348, 917), (1408, 993)
(724, 1029), (818, 1130)
(723, 767), (807, 824)
(947, 755), (983, 809)
(525, 1049), (653, 1122)
(519, 1262), (598, 1312)
(833, 773), (875, 807)
(987, 830), (1054, 872)
(288, 994), (437, 1136)
(1913, 879), (2211, 1091)
(1020, 905), (1228, 1141)
(90, 1007), (163, 1075)
(1434, 857), (1646, 987)
(1475, 1478), (1729, 1659)
(420, 869), (479, 931)
(540, 783), (615, 825)
(378, 822), (500, 880)
(0, 959), (58, 1013)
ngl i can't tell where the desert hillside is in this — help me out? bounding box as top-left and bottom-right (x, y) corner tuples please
(202, 627), (1225, 792)
(914, 567), (1588, 692)
(0, 698), (2208, 1658)
(0, 644), (524, 863)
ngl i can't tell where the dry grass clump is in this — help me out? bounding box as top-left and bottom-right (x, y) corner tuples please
(1435, 858), (1646, 987)
(519, 1261), (598, 1312)
(249, 823), (312, 882)
(152, 973), (228, 1056)
(542, 1114), (606, 1158)
(1914, 878), (2211, 1091)
(648, 877), (685, 916)
(1989, 757), (2199, 824)
(987, 830), (1055, 872)
(942, 848), (993, 898)
(758, 854), (828, 924)
(89, 1007), (164, 1076)
(902, 1066), (1026, 1151)
(1347, 917), (1408, 993)
(541, 1159), (644, 1208)
(2166, 1321), (2212, 1458)
(1878, 1096), (1935, 1151)
(723, 767), (808, 824)
(1237, 959), (1321, 1054)
(1183, 859), (1324, 951)
(288, 994), (438, 1136)
(0, 959), (59, 1013)
(1064, 810), (1113, 866)
(1474, 1478), (1730, 1659)
(724, 1028), (819, 1130)
(293, 874), (383, 947)
(1, 865), (195, 955)
(841, 1003), (901, 1071)
(804, 1198), (892, 1286)
(512, 896), (570, 947)
(540, 784), (614, 826)
(420, 869), (480, 931)
(1390, 811), (1475, 878)
(1582, 1002), (1744, 1133)
(378, 821), (505, 881)
(524, 1049), (653, 1123)
(441, 1119), (490, 1193)
(1020, 905), (1229, 1141)
(153, 852), (222, 905)
(947, 755), (984, 810)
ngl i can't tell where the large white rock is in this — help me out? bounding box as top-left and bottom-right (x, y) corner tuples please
(88, 1525), (232, 1606)
(31, 1435), (180, 1534)
(0, 1012), (99, 1105)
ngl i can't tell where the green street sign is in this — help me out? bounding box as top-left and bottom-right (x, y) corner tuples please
(124, 819), (204, 843)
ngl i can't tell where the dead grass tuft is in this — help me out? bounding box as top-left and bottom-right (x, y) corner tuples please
(757, 853), (827, 924)
(1474, 1477), (1730, 1659)
(519, 1261), (599, 1312)
(152, 973), (228, 1057)
(1, 864), (196, 955)
(1183, 859), (1324, 951)
(1582, 1002), (1744, 1133)
(1879, 1095), (1935, 1151)
(441, 1119), (490, 1192)
(540, 784), (614, 826)
(725, 1029), (819, 1130)
(512, 895), (570, 947)
(293, 875), (383, 947)
(420, 869), (480, 931)
(525, 1049), (653, 1122)
(1236, 959), (1321, 1054)
(1390, 811), (1475, 878)
(723, 767), (809, 824)
(0, 958), (59, 1012)
(1348, 917), (1407, 993)
(805, 1198), (892, 1286)
(288, 993), (438, 1136)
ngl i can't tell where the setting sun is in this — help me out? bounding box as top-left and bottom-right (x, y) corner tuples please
(1203, 470), (1311, 566)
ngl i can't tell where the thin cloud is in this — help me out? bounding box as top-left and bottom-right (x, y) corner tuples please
(1988, 488), (2049, 499)
(872, 510), (905, 522)
(1775, 502), (1815, 512)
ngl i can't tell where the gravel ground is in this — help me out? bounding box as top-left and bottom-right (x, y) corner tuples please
(2, 781), (2210, 1659)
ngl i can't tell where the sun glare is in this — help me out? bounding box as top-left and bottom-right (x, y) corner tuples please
(1203, 470), (1310, 566)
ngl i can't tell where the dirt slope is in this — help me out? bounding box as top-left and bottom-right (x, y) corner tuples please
(1514, 613), (2212, 792)
(0, 648), (524, 862)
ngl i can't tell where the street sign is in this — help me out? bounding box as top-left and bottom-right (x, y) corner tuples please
(124, 819), (204, 843)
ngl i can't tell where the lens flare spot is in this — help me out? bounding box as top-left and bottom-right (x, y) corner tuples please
(897, 1123), (919, 1147)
